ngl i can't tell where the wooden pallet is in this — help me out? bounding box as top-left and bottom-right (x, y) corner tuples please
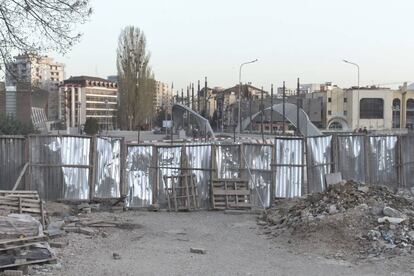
(0, 191), (45, 226)
(212, 179), (251, 210)
(0, 235), (56, 270)
(163, 174), (199, 212)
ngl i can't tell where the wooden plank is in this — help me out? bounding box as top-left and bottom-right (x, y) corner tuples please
(11, 163), (29, 191)
(0, 257), (56, 269)
(212, 189), (250, 196)
(0, 236), (47, 246)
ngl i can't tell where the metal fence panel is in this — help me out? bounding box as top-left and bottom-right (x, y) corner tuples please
(125, 145), (153, 208)
(29, 136), (90, 200)
(216, 143), (241, 179)
(0, 137), (26, 190)
(94, 137), (121, 198)
(157, 146), (182, 207)
(185, 144), (212, 209)
(337, 135), (365, 182)
(243, 144), (272, 208)
(307, 135), (333, 193)
(401, 135), (414, 189)
(274, 137), (304, 198)
(368, 136), (398, 187)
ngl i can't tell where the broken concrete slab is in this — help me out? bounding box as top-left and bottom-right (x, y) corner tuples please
(325, 172), (342, 186)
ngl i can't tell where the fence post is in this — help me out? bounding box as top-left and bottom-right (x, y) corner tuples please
(151, 145), (158, 205)
(364, 134), (370, 184)
(89, 136), (97, 201)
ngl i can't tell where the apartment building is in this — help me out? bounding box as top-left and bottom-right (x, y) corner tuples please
(59, 76), (118, 131)
(5, 54), (65, 122)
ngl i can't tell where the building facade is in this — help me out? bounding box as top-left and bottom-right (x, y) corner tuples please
(59, 76), (118, 131)
(154, 81), (172, 114)
(5, 54), (65, 122)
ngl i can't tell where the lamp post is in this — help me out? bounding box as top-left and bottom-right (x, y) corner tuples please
(343, 59), (360, 128)
(238, 59), (258, 134)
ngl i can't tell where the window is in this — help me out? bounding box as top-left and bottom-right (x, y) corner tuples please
(328, 97), (332, 103)
(328, 110), (332, 115)
(359, 98), (384, 119)
(344, 110), (347, 116)
(344, 98), (347, 103)
(393, 98), (401, 128)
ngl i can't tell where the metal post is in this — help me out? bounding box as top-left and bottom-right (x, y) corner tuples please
(296, 78), (300, 136)
(343, 59), (360, 128)
(197, 80), (201, 113)
(282, 81), (286, 134)
(261, 86), (264, 140)
(181, 89), (184, 105)
(249, 97), (252, 133)
(191, 83), (194, 110)
(270, 84), (273, 134)
(238, 59), (258, 135)
(204, 77), (207, 118)
(105, 99), (109, 134)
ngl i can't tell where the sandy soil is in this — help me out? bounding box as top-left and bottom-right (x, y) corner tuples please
(29, 211), (414, 276)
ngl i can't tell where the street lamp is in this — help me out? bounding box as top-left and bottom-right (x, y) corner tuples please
(238, 59), (258, 134)
(343, 59), (360, 128)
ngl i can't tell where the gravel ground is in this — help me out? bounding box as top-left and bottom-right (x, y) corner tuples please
(30, 211), (414, 276)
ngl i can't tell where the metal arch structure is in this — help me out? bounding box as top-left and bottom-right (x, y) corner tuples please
(238, 102), (322, 136)
(172, 103), (215, 138)
(327, 116), (350, 130)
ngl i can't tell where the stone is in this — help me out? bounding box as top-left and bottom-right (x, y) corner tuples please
(50, 241), (67, 248)
(79, 227), (96, 236)
(190, 247), (207, 254)
(357, 186), (369, 193)
(47, 220), (65, 230)
(113, 252), (121, 260)
(408, 231), (414, 240)
(257, 221), (267, 226)
(377, 216), (406, 225)
(328, 205), (338, 214)
(383, 206), (403, 218)
(148, 204), (160, 211)
(325, 173), (342, 187)
(367, 230), (381, 241)
(44, 228), (66, 238)
(101, 232), (109, 238)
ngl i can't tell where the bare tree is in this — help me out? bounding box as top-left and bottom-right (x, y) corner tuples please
(0, 0), (92, 69)
(117, 26), (155, 130)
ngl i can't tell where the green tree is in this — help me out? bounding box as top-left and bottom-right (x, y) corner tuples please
(117, 26), (155, 130)
(84, 118), (99, 135)
(0, 114), (37, 135)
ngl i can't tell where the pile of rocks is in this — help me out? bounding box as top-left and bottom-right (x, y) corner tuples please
(262, 180), (414, 259)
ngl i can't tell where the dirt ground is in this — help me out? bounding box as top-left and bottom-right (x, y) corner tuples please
(29, 211), (414, 276)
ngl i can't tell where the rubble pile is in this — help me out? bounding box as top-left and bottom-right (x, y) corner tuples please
(262, 180), (414, 259)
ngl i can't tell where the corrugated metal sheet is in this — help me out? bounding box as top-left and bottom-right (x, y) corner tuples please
(29, 136), (90, 200)
(125, 145), (153, 208)
(401, 135), (414, 189)
(337, 135), (365, 182)
(368, 136), (398, 187)
(307, 135), (332, 193)
(243, 144), (273, 208)
(274, 137), (304, 198)
(216, 143), (241, 179)
(157, 146), (182, 207)
(94, 137), (121, 198)
(185, 144), (212, 209)
(0, 137), (26, 190)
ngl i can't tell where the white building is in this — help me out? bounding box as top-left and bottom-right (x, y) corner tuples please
(5, 54), (65, 122)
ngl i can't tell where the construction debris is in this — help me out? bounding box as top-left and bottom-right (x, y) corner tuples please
(261, 180), (414, 260)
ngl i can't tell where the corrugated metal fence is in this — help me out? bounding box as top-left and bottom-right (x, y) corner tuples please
(1, 134), (414, 208)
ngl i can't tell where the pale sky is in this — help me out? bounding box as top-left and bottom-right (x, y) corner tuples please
(55, 0), (414, 91)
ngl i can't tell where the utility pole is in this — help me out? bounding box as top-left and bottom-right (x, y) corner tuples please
(282, 81), (286, 134)
(270, 84), (273, 134)
(249, 96), (252, 133)
(296, 78), (300, 136)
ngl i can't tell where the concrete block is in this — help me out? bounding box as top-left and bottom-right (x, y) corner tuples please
(190, 247), (207, 254)
(325, 172), (342, 186)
